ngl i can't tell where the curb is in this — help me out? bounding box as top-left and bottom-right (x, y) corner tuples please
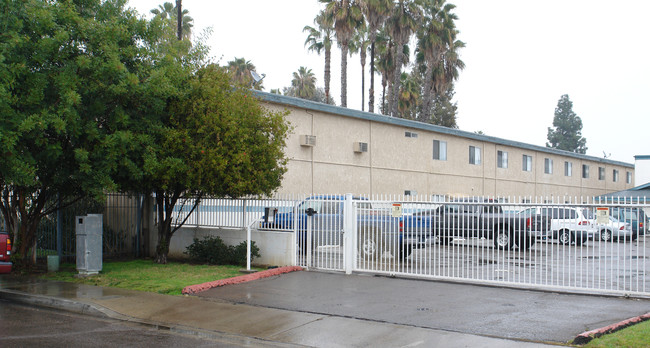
(572, 312), (650, 345)
(182, 266), (303, 295)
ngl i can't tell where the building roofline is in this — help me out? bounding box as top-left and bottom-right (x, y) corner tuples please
(254, 91), (634, 168)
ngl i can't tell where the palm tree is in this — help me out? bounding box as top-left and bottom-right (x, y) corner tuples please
(374, 29), (393, 114)
(398, 72), (420, 119)
(291, 67), (317, 99)
(320, 0), (365, 108)
(416, 0), (464, 121)
(227, 57), (262, 90)
(349, 26), (370, 111)
(150, 1), (194, 40)
(303, 11), (334, 104)
(359, 0), (392, 113)
(386, 0), (421, 117)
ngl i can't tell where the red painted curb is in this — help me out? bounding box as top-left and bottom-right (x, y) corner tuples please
(182, 266), (304, 295)
(573, 312), (650, 345)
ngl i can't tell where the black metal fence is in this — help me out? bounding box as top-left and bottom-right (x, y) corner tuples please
(35, 193), (143, 262)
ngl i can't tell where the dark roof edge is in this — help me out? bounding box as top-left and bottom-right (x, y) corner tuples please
(254, 90), (634, 168)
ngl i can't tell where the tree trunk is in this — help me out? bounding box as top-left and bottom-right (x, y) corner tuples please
(368, 41), (375, 113)
(360, 48), (366, 112)
(391, 44), (404, 117)
(325, 46), (331, 104)
(340, 44), (348, 107)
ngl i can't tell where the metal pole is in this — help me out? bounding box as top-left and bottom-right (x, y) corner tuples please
(57, 196), (62, 259)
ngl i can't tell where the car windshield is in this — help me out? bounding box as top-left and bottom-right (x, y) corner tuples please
(582, 208), (595, 219)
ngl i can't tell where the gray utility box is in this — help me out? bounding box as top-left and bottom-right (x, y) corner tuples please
(76, 214), (103, 275)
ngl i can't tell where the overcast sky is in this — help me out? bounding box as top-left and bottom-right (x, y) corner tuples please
(128, 0), (649, 164)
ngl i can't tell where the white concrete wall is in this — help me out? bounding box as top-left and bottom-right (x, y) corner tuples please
(167, 227), (294, 267)
(635, 156), (650, 186)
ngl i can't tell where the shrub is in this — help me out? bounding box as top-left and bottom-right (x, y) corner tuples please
(184, 236), (261, 266)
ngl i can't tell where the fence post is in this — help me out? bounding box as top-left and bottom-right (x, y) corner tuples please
(57, 196), (62, 259)
(343, 193), (354, 274)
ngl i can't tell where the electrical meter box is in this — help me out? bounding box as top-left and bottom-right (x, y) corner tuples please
(76, 214), (103, 275)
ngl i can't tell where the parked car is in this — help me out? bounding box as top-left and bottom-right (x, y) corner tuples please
(0, 232), (12, 274)
(592, 216), (635, 242)
(402, 198), (548, 250)
(518, 207), (596, 245)
(260, 196), (423, 259)
(610, 207), (647, 236)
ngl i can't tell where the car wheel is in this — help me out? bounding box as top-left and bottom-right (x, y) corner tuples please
(359, 229), (380, 261)
(401, 244), (413, 258)
(558, 230), (571, 245)
(493, 229), (511, 249)
(600, 229), (612, 242)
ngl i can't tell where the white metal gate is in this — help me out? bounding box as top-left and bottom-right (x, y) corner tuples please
(294, 195), (649, 297)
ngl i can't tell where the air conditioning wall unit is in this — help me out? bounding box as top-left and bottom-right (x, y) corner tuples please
(353, 142), (368, 153)
(300, 135), (316, 147)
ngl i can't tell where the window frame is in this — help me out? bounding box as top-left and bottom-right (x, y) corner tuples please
(469, 146), (481, 165)
(433, 140), (447, 161)
(497, 150), (508, 169)
(522, 155), (532, 172)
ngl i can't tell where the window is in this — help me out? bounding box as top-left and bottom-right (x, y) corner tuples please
(433, 140), (447, 160)
(404, 190), (417, 196)
(405, 131), (418, 138)
(627, 171), (632, 184)
(497, 150), (508, 168)
(564, 161), (572, 177)
(522, 155), (532, 172)
(469, 146), (481, 165)
(582, 165), (589, 179)
(598, 167), (605, 181)
(544, 158), (553, 174)
(613, 169), (619, 182)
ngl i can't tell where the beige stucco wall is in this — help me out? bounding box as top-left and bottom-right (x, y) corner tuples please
(262, 100), (634, 201)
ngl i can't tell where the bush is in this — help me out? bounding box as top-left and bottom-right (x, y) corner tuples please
(184, 236), (260, 266)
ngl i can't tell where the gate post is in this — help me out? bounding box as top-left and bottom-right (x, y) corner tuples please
(343, 193), (355, 274)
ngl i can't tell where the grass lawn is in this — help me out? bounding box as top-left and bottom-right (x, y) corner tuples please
(40, 259), (259, 296)
(582, 320), (650, 348)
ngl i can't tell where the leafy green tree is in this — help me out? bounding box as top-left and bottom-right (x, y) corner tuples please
(430, 88), (459, 128)
(303, 11), (334, 104)
(546, 94), (587, 154)
(146, 65), (289, 264)
(320, 0), (365, 108)
(0, 0), (152, 264)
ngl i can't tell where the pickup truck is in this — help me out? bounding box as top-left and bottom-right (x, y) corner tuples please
(260, 195), (423, 259)
(402, 199), (550, 250)
(0, 232), (12, 273)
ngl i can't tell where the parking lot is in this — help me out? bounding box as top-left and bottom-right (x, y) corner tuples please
(305, 235), (649, 297)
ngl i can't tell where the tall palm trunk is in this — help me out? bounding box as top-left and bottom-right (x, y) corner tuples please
(369, 42), (376, 113)
(325, 46), (331, 104)
(391, 44), (405, 117)
(360, 47), (366, 111)
(340, 44), (349, 107)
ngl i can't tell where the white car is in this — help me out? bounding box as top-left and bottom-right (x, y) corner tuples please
(593, 216), (635, 242)
(518, 207), (596, 245)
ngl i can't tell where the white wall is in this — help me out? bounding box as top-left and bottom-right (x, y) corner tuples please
(166, 227), (294, 267)
(635, 156), (650, 186)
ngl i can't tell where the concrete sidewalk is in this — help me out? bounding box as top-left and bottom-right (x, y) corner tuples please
(0, 273), (560, 347)
(0, 270), (646, 347)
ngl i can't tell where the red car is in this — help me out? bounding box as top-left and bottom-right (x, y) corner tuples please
(0, 232), (12, 273)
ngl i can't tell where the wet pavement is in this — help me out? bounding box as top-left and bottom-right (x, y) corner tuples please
(1, 271), (649, 347)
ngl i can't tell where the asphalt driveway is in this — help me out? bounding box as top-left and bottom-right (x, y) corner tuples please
(195, 270), (650, 343)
